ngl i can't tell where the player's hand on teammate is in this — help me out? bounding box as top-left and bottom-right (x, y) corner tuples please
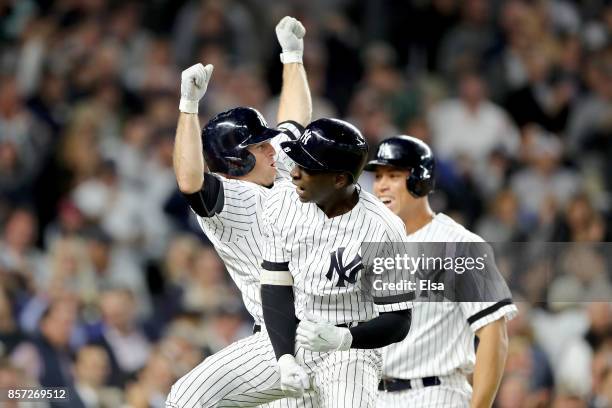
(179, 63), (214, 114)
(277, 354), (310, 397)
(276, 16), (306, 64)
(296, 320), (353, 352)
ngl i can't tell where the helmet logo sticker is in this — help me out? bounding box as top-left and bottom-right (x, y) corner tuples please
(300, 129), (313, 145)
(378, 143), (394, 159)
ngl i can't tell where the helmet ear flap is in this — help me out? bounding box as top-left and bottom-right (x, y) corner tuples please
(224, 149), (256, 176)
(406, 163), (435, 198)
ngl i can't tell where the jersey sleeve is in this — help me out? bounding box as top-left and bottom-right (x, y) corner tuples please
(181, 172), (224, 217)
(370, 219), (416, 313)
(371, 241), (415, 313)
(272, 121), (303, 181)
(453, 240), (518, 331)
(460, 301), (518, 333)
(191, 174), (263, 241)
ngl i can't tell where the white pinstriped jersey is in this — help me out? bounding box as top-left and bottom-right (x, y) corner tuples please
(382, 213), (518, 380)
(192, 122), (301, 324)
(262, 181), (412, 325)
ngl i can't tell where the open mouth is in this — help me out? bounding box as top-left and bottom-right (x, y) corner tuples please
(380, 197), (393, 206)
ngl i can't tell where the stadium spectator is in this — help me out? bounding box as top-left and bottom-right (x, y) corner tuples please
(71, 345), (124, 408)
(10, 296), (79, 388)
(90, 288), (152, 388)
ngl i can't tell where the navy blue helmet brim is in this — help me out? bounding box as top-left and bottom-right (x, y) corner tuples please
(238, 127), (282, 148)
(364, 160), (397, 171)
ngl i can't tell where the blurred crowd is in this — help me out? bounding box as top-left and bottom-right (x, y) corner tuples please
(0, 0), (611, 407)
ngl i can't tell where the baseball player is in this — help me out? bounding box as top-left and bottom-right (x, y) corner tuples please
(364, 135), (518, 408)
(166, 16), (315, 408)
(259, 118), (414, 407)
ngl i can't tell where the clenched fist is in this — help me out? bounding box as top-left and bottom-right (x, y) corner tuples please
(276, 16), (306, 64)
(277, 354), (310, 397)
(296, 320), (353, 352)
(179, 63), (214, 114)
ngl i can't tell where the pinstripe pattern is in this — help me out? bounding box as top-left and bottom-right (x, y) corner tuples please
(166, 124), (304, 408)
(377, 213), (518, 407)
(166, 331), (285, 407)
(267, 390), (319, 408)
(309, 349), (381, 408)
(262, 182), (410, 325)
(194, 123), (301, 325)
(261, 182), (409, 407)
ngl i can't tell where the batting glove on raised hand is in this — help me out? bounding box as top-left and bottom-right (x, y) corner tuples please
(277, 354), (310, 397)
(179, 63), (214, 114)
(296, 320), (353, 352)
(276, 16), (306, 64)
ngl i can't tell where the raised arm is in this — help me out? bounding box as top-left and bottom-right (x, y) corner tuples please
(275, 16), (312, 127)
(174, 63), (214, 193)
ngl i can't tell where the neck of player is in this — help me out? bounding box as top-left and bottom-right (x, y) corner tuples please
(401, 197), (435, 235)
(318, 187), (359, 218)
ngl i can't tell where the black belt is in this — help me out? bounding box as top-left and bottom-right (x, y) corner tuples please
(253, 321), (361, 334)
(378, 376), (441, 392)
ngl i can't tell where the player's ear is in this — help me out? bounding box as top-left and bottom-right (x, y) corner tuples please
(334, 173), (351, 189)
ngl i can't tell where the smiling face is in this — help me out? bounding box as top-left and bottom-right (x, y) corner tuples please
(290, 165), (348, 204)
(372, 166), (415, 218)
(241, 141), (276, 187)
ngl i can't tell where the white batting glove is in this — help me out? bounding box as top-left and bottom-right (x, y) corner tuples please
(277, 354), (310, 397)
(296, 320), (353, 352)
(179, 63), (214, 114)
(276, 16), (306, 64)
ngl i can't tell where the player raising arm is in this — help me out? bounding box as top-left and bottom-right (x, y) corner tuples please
(260, 119), (414, 407)
(364, 136), (517, 408)
(166, 16), (313, 408)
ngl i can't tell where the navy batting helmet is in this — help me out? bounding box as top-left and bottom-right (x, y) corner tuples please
(280, 118), (368, 182)
(364, 135), (436, 197)
(202, 107), (280, 176)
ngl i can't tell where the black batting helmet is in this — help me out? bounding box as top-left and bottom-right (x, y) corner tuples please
(364, 135), (436, 197)
(202, 107), (280, 176)
(280, 118), (368, 182)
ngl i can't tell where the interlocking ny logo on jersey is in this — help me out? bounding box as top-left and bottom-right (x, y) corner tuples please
(325, 247), (364, 287)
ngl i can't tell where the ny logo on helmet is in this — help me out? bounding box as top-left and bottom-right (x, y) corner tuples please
(300, 129), (313, 145)
(377, 142), (394, 160)
(325, 247), (364, 287)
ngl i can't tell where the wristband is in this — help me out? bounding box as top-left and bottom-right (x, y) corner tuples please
(280, 51), (303, 64)
(179, 99), (199, 114)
